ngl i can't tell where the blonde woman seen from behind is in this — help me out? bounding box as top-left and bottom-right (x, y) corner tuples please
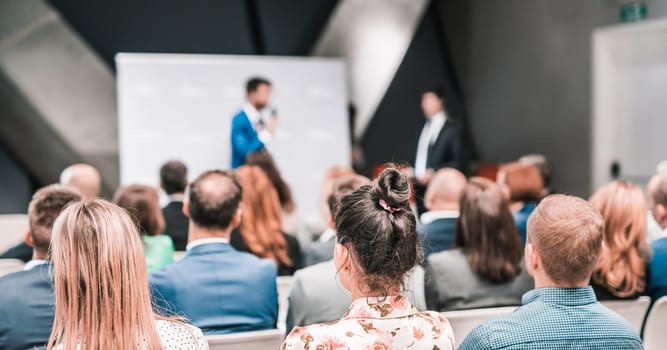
(46, 199), (208, 350)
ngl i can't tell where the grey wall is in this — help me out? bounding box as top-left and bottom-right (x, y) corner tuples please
(439, 0), (667, 196)
(0, 143), (34, 213)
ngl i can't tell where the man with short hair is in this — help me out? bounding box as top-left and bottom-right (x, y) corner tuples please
(0, 185), (82, 350)
(459, 194), (642, 349)
(419, 168), (466, 256)
(230, 77), (278, 168)
(648, 172), (667, 302)
(160, 160), (189, 250)
(150, 170), (278, 334)
(1, 163), (102, 262)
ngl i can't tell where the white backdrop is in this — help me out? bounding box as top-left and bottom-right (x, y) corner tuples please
(116, 53), (350, 220)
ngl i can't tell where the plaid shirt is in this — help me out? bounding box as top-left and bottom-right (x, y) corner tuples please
(459, 287), (643, 350)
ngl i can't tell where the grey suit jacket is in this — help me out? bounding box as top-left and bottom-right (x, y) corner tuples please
(425, 249), (533, 311)
(301, 237), (335, 267)
(285, 260), (427, 332)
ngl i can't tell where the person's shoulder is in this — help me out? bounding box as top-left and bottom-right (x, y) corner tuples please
(458, 311), (520, 349)
(427, 249), (465, 266)
(652, 236), (667, 251)
(155, 320), (208, 349)
(293, 260), (335, 283)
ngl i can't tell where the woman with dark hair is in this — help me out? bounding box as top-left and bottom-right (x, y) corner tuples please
(497, 162), (545, 244)
(425, 177), (533, 311)
(246, 151), (299, 235)
(282, 168), (454, 349)
(113, 185), (174, 272)
(232, 165), (302, 275)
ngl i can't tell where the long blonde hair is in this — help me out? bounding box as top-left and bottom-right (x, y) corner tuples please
(236, 166), (292, 268)
(47, 200), (173, 350)
(590, 180), (649, 298)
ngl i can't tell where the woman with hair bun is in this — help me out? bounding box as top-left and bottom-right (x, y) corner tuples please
(281, 167), (455, 350)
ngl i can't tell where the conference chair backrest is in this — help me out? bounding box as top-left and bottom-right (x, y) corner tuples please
(0, 258), (25, 277)
(600, 296), (650, 335)
(644, 296), (667, 350)
(206, 329), (284, 350)
(443, 306), (517, 343)
(0, 214), (28, 252)
(276, 276), (293, 332)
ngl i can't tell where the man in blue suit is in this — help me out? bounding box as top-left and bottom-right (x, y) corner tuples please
(150, 170), (278, 334)
(418, 168), (466, 257)
(231, 77), (277, 168)
(0, 185), (82, 350)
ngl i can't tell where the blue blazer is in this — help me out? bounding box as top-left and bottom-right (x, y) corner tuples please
(418, 217), (457, 257)
(0, 263), (55, 350)
(150, 242), (278, 334)
(231, 110), (264, 168)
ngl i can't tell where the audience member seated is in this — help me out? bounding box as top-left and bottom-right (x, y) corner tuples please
(246, 150), (299, 236)
(418, 168), (466, 256)
(648, 172), (667, 302)
(114, 185), (175, 272)
(282, 168), (455, 350)
(0, 185), (81, 350)
(47, 199), (207, 349)
(425, 177), (532, 311)
(301, 174), (370, 267)
(150, 170), (278, 334)
(589, 180), (649, 300)
(496, 162), (544, 244)
(459, 195), (643, 349)
(160, 160), (190, 250)
(0, 163), (101, 262)
(288, 174), (370, 331)
(231, 165), (302, 275)
(300, 166), (357, 246)
(519, 154), (553, 196)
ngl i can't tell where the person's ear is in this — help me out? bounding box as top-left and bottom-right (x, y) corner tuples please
(24, 229), (33, 247)
(328, 214), (335, 230)
(230, 208), (243, 228)
(182, 197), (190, 218)
(334, 243), (350, 270)
(525, 243), (539, 277)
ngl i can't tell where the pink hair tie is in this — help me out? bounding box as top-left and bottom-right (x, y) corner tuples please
(379, 199), (401, 214)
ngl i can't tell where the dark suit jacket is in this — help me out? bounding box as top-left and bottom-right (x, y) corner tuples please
(231, 110), (264, 168)
(230, 229), (302, 276)
(418, 217), (457, 257)
(421, 118), (466, 173)
(0, 263), (54, 350)
(0, 242), (32, 262)
(150, 242), (278, 334)
(162, 201), (189, 251)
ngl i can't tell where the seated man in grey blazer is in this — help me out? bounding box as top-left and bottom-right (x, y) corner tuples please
(0, 185), (82, 350)
(286, 175), (427, 332)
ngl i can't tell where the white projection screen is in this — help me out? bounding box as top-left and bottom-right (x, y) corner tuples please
(116, 53), (350, 223)
(592, 19), (667, 190)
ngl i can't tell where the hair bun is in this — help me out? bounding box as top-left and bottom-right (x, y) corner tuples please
(373, 167), (410, 209)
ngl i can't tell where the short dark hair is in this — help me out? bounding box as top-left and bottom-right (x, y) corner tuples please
(423, 86), (444, 99)
(455, 177), (522, 282)
(246, 77), (271, 94)
(188, 170), (242, 230)
(335, 167), (421, 294)
(160, 160), (188, 195)
(327, 175), (371, 219)
(29, 184), (83, 254)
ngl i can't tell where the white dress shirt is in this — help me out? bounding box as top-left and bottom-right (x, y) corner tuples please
(242, 102), (272, 144)
(419, 210), (459, 225)
(24, 259), (48, 271)
(415, 111), (447, 179)
(185, 237), (230, 251)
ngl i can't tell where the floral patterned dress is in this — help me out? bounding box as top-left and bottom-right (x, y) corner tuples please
(281, 295), (455, 350)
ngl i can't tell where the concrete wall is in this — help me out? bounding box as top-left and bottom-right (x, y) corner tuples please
(439, 0), (667, 196)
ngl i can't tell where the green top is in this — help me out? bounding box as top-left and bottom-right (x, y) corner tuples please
(142, 234), (175, 272)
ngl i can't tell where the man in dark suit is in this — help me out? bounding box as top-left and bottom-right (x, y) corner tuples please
(0, 185), (82, 350)
(230, 77), (277, 169)
(418, 168), (467, 257)
(150, 170), (278, 334)
(160, 160), (189, 251)
(413, 87), (466, 214)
